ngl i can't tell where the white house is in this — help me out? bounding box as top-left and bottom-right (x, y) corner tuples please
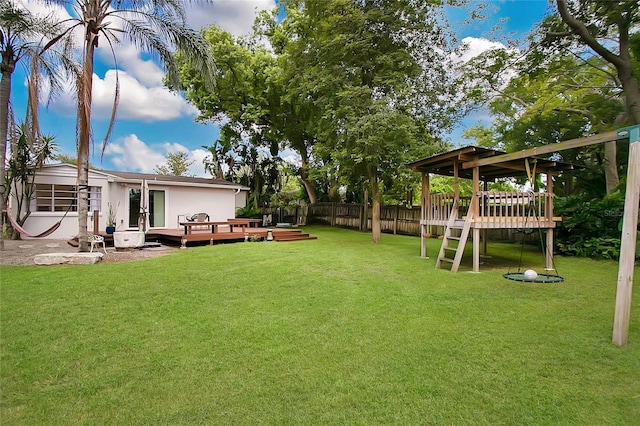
(12, 163), (249, 239)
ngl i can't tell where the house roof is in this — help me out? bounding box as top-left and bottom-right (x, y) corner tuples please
(41, 163), (250, 190)
(104, 170), (248, 189)
(407, 146), (579, 180)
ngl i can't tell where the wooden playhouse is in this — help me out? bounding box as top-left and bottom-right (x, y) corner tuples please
(408, 146), (577, 273)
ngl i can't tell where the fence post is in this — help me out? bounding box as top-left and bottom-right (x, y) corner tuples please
(393, 205), (399, 234)
(330, 203), (336, 227)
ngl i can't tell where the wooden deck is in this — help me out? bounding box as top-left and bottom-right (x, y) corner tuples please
(103, 226), (316, 248)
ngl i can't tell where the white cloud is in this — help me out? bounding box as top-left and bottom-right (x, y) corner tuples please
(281, 149), (301, 167)
(93, 70), (198, 122)
(104, 134), (167, 173)
(104, 134), (211, 177)
(20, 0), (271, 172)
(190, 148), (211, 177)
(186, 0), (277, 35)
(49, 69), (198, 121)
(98, 45), (165, 87)
(40, 0), (275, 123)
(452, 37), (507, 64)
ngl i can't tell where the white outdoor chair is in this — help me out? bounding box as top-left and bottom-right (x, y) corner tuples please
(88, 234), (107, 254)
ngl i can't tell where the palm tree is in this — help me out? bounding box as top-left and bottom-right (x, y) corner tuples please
(48, 0), (215, 251)
(0, 0), (65, 250)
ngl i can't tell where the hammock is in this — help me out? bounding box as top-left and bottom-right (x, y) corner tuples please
(6, 204), (73, 238)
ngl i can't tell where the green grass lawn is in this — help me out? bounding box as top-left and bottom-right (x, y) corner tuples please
(1, 226), (639, 425)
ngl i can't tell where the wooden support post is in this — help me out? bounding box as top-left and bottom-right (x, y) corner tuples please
(545, 229), (554, 271)
(613, 137), (640, 346)
(93, 210), (99, 235)
(472, 166), (480, 272)
(545, 173), (554, 270)
(453, 160), (459, 203)
(482, 181), (488, 256)
(473, 228), (480, 273)
(421, 172), (430, 258)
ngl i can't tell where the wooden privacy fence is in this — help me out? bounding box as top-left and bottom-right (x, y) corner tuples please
(305, 202), (433, 236)
(263, 202), (536, 242)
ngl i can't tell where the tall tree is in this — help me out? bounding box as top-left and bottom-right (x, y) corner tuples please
(255, 7), (323, 204)
(552, 0), (640, 124)
(543, 0), (639, 193)
(177, 24), (320, 203)
(289, 0), (454, 242)
(462, 53), (624, 197)
(48, 0), (215, 251)
(0, 0), (63, 250)
(460, 0), (638, 195)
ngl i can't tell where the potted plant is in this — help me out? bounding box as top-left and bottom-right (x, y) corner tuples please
(106, 202), (118, 234)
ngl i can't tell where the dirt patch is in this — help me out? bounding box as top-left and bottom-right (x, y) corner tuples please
(0, 238), (179, 266)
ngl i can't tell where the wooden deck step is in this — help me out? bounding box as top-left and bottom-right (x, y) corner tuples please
(439, 257), (454, 263)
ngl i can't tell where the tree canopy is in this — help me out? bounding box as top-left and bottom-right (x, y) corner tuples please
(178, 0), (456, 242)
(154, 151), (194, 176)
(460, 0), (639, 197)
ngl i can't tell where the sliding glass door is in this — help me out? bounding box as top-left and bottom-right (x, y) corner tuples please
(128, 188), (165, 228)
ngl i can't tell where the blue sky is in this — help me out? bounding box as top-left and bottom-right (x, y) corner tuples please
(12, 0), (553, 176)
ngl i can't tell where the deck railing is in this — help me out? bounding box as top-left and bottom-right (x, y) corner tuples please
(476, 191), (552, 221)
(424, 191), (554, 226)
(424, 194), (471, 222)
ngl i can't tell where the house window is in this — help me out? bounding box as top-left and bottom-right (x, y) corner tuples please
(89, 187), (102, 213)
(33, 184), (101, 213)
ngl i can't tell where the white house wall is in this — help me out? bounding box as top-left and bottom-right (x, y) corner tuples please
(15, 164), (245, 239)
(16, 165), (113, 239)
(105, 182), (129, 232)
(165, 185), (237, 228)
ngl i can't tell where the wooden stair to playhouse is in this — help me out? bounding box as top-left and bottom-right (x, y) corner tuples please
(435, 206), (473, 273)
(273, 228), (317, 242)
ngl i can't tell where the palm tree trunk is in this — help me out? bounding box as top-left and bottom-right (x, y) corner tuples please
(76, 34), (97, 252)
(0, 66), (14, 251)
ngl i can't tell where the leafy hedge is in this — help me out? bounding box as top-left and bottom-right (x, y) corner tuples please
(554, 192), (639, 260)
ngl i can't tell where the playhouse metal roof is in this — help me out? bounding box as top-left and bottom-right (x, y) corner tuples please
(407, 145), (578, 180)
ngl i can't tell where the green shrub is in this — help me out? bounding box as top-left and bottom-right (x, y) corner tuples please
(556, 237), (621, 260)
(555, 192), (626, 259)
(236, 206), (262, 218)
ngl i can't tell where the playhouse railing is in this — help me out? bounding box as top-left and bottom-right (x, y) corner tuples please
(424, 192), (555, 227)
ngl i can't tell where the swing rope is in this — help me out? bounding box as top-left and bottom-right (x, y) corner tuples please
(504, 159), (564, 283)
